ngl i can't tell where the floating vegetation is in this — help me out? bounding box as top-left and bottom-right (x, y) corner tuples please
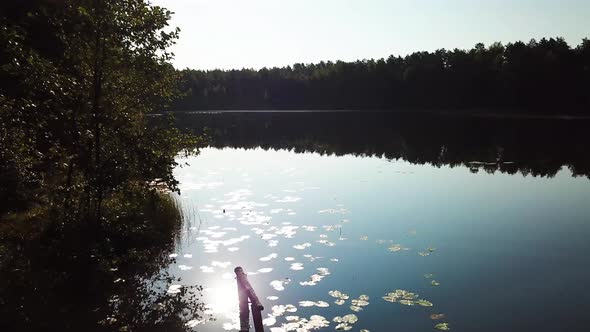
(290, 263), (304, 271)
(430, 313), (445, 320)
(302, 225), (317, 231)
(260, 253), (279, 261)
(271, 304), (298, 316)
(418, 247), (436, 256)
(211, 261), (231, 268)
(318, 208), (348, 214)
(300, 268), (330, 286)
(263, 315), (277, 326)
(416, 299), (433, 307)
(431, 280), (440, 286)
(434, 322), (451, 330)
(330, 258), (339, 262)
(329, 290), (350, 305)
(388, 244), (402, 252)
(329, 290), (350, 300)
(383, 289), (434, 310)
(424, 274), (434, 278)
(350, 295), (370, 311)
(298, 300), (329, 308)
(316, 239), (336, 247)
(293, 243), (312, 250)
(333, 314), (358, 331)
(269, 315), (329, 332)
(270, 278), (291, 291)
(360, 235), (368, 240)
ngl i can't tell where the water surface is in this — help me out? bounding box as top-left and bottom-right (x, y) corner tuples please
(171, 142), (590, 332)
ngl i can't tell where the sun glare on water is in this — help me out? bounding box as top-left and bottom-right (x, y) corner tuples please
(205, 280), (240, 316)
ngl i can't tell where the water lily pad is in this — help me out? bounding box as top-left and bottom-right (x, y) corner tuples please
(430, 313), (445, 320)
(431, 280), (440, 286)
(290, 263), (304, 270)
(342, 314), (358, 324)
(335, 323), (352, 330)
(293, 243), (311, 250)
(434, 322), (450, 330)
(299, 301), (316, 307)
(416, 299), (433, 307)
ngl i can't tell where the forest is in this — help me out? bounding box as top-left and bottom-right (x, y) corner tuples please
(1, 1), (205, 330)
(175, 38), (590, 114)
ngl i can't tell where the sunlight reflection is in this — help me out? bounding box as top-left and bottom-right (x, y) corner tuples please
(204, 281), (239, 316)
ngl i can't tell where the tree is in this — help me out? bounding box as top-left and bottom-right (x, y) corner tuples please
(0, 0), (200, 222)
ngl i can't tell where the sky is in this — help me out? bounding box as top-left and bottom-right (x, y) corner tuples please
(151, 0), (590, 70)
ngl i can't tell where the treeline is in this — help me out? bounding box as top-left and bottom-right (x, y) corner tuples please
(175, 38), (590, 113)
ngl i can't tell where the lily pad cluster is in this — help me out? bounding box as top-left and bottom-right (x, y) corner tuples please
(332, 314), (358, 331)
(382, 289), (432, 307)
(328, 290), (350, 305)
(300, 268), (330, 286)
(418, 247), (436, 256)
(350, 294), (370, 312)
(269, 315), (329, 332)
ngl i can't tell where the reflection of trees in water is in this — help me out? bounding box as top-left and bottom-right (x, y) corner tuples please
(177, 112), (590, 178)
(0, 195), (208, 331)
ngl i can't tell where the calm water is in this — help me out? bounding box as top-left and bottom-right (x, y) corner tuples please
(170, 141), (590, 332)
(3, 112), (590, 331)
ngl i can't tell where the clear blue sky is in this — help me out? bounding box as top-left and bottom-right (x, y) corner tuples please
(152, 0), (590, 70)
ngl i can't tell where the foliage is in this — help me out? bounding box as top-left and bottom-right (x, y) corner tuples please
(175, 38), (590, 113)
(0, 0), (201, 220)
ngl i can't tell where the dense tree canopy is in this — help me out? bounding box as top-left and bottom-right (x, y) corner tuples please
(0, 0), (199, 219)
(176, 38), (590, 114)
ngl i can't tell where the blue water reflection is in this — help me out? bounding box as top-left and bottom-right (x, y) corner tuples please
(171, 147), (590, 332)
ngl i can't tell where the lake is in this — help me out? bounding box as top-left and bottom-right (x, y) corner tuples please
(168, 112), (590, 332)
(2, 111), (590, 331)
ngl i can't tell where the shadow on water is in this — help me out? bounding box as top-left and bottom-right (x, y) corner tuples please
(175, 111), (590, 178)
(0, 194), (209, 332)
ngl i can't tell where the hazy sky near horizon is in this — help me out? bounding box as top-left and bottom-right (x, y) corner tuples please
(152, 0), (590, 70)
